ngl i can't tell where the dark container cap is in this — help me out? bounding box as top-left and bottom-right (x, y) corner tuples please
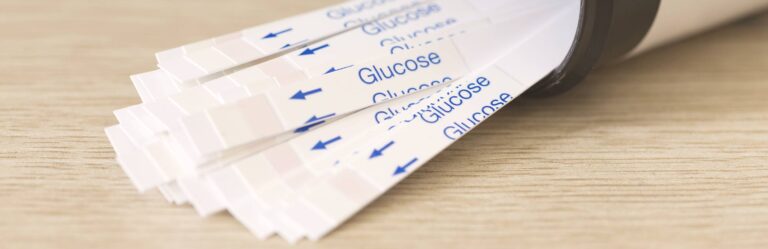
(526, 0), (661, 97)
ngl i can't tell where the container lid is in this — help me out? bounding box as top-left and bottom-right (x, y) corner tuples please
(526, 0), (660, 97)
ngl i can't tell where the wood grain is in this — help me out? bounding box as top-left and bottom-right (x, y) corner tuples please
(0, 1), (766, 248)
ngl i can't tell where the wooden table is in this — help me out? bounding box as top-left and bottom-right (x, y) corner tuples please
(1, 1), (766, 248)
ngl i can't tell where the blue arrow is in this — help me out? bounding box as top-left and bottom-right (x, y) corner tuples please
(294, 120), (325, 133)
(299, 44), (330, 56)
(291, 88), (323, 100)
(324, 65), (354, 75)
(393, 157), (418, 176)
(312, 136), (342, 150)
(369, 140), (395, 159)
(262, 28), (293, 39)
(305, 113), (336, 124)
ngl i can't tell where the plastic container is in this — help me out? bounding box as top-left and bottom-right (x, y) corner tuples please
(528, 0), (768, 96)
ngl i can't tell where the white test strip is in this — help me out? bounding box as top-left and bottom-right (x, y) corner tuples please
(117, 0), (522, 151)
(157, 0), (428, 83)
(212, 0), (576, 240)
(112, 0), (571, 210)
(131, 0), (523, 111)
(269, 2), (581, 241)
(171, 7), (565, 169)
(132, 0), (428, 103)
(108, 4), (522, 197)
(244, 0), (538, 82)
(110, 20), (480, 194)
(112, 43), (463, 191)
(107, 0), (569, 199)
(105, 115), (331, 192)
(168, 42), (467, 164)
(179, 83), (441, 217)
(125, 0), (507, 132)
(102, 0), (581, 243)
(171, 0), (572, 218)
(215, 89), (442, 239)
(203, 3), (577, 241)
(110, 27), (468, 189)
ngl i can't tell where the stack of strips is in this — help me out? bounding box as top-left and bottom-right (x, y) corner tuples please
(105, 0), (581, 243)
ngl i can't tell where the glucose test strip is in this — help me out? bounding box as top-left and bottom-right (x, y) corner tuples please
(117, 0), (568, 212)
(179, 84), (443, 216)
(115, 1), (568, 165)
(129, 0), (426, 105)
(127, 0), (541, 126)
(219, 4), (578, 241)
(105, 0), (581, 243)
(169, 4), (573, 166)
(156, 0), (425, 83)
(113, 0), (528, 155)
(121, 0), (516, 135)
(107, 0), (491, 187)
(154, 3), (575, 241)
(107, 1), (567, 195)
(120, 1), (560, 202)
(141, 1), (574, 217)
(107, 39), (463, 191)
(224, 3), (579, 241)
(135, 0), (568, 107)
(137, 0), (507, 102)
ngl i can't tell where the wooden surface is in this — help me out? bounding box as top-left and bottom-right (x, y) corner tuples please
(1, 1), (767, 248)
